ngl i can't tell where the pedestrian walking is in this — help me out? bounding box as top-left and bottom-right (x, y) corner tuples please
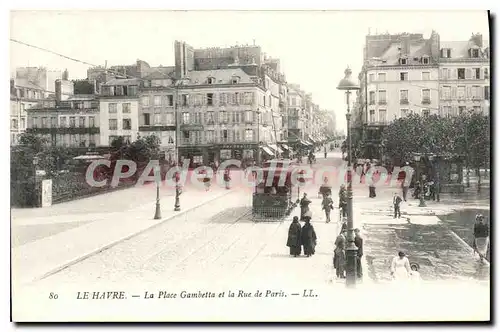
(223, 168), (231, 190)
(390, 251), (411, 282)
(301, 217), (317, 257)
(286, 216), (302, 257)
(473, 214), (489, 263)
(201, 169), (211, 191)
(324, 146), (327, 159)
(338, 185), (347, 218)
(354, 228), (363, 279)
(334, 231), (346, 278)
(393, 192), (402, 219)
(401, 162), (410, 201)
(299, 193), (312, 221)
(321, 193), (334, 223)
(410, 263), (421, 283)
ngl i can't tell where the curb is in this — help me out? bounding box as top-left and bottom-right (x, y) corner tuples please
(30, 189), (234, 284)
(447, 229), (490, 267)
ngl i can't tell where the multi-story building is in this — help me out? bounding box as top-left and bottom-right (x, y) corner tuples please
(356, 31), (490, 160)
(26, 79), (100, 147)
(173, 41), (289, 166)
(15, 67), (63, 97)
(358, 31), (441, 159)
(175, 68), (272, 167)
(10, 78), (45, 145)
(138, 72), (177, 162)
(98, 78), (140, 146)
(439, 33), (490, 116)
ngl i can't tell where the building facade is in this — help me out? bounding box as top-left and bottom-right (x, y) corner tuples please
(439, 33), (490, 116)
(175, 68), (275, 167)
(98, 78), (140, 146)
(138, 72), (177, 162)
(10, 79), (45, 145)
(15, 67), (62, 97)
(26, 80), (100, 147)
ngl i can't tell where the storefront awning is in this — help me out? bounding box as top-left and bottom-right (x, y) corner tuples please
(261, 146), (274, 156)
(280, 143), (290, 150)
(303, 140), (313, 146)
(268, 144), (283, 154)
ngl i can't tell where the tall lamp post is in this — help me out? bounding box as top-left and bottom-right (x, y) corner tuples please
(337, 67), (360, 287)
(256, 108), (261, 165)
(174, 170), (181, 211)
(32, 156), (39, 207)
(154, 165), (162, 219)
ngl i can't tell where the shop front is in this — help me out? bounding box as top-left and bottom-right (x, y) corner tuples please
(178, 147), (205, 168)
(216, 143), (257, 168)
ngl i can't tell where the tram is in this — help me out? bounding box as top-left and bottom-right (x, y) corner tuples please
(252, 160), (300, 221)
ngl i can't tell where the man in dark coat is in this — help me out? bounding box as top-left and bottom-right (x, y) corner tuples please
(338, 185), (347, 218)
(354, 228), (363, 279)
(301, 218), (317, 257)
(287, 216), (302, 257)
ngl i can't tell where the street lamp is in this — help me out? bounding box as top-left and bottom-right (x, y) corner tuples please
(256, 108), (261, 165)
(174, 170), (181, 211)
(154, 165), (162, 220)
(32, 156), (39, 207)
(337, 66), (360, 287)
(413, 154), (427, 207)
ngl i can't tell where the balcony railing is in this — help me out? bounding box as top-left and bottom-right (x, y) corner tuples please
(422, 98), (431, 104)
(399, 99), (409, 105)
(369, 100), (376, 105)
(472, 96), (483, 101)
(378, 100), (387, 105)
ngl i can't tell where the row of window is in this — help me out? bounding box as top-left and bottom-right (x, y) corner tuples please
(141, 92), (256, 107)
(180, 110), (258, 125)
(368, 68), (489, 83)
(108, 103), (131, 113)
(367, 106), (485, 122)
(31, 116), (96, 128)
(43, 134), (98, 147)
(442, 68), (489, 80)
(109, 135), (132, 145)
(101, 85), (138, 97)
(109, 118), (132, 130)
(441, 48), (483, 59)
(181, 129), (256, 143)
(369, 89), (432, 104)
(441, 86), (490, 100)
(14, 88), (43, 100)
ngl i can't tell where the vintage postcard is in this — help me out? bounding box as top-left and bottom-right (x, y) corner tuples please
(10, 9), (491, 322)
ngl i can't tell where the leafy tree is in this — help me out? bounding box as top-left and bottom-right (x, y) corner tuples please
(18, 133), (48, 153)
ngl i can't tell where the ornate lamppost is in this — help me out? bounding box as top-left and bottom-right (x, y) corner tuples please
(154, 165), (162, 219)
(256, 108), (261, 166)
(32, 155), (39, 207)
(337, 67), (360, 287)
(174, 169), (181, 211)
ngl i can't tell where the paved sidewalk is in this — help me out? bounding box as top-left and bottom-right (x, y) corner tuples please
(12, 185), (233, 286)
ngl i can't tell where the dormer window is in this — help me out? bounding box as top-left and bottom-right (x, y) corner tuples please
(441, 48), (451, 58)
(470, 48), (480, 58)
(399, 58), (407, 65)
(422, 56), (430, 65)
(231, 76), (240, 84)
(207, 77), (215, 84)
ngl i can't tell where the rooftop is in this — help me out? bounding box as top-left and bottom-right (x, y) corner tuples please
(13, 78), (45, 91)
(103, 78), (141, 86)
(440, 40), (490, 59)
(179, 68), (255, 86)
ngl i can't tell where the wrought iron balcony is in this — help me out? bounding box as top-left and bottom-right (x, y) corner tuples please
(400, 99), (409, 105)
(422, 98), (431, 104)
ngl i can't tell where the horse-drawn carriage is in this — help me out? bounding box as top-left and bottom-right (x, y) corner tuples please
(252, 160), (299, 221)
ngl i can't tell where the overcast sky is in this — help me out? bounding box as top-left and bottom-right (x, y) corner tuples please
(10, 10), (489, 131)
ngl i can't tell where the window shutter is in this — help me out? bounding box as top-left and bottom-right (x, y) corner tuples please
(451, 87), (457, 98)
(254, 129), (257, 142)
(466, 86), (472, 99)
(465, 68), (472, 79)
(478, 86), (483, 99)
(452, 106), (458, 116)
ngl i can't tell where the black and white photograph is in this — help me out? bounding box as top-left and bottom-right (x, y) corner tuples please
(8, 8), (491, 322)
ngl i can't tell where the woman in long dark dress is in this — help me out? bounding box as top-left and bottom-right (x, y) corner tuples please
(301, 217), (317, 257)
(334, 231), (346, 278)
(300, 193), (312, 221)
(286, 216), (302, 257)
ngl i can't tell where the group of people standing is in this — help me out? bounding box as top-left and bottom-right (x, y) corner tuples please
(333, 226), (364, 279)
(286, 216), (318, 257)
